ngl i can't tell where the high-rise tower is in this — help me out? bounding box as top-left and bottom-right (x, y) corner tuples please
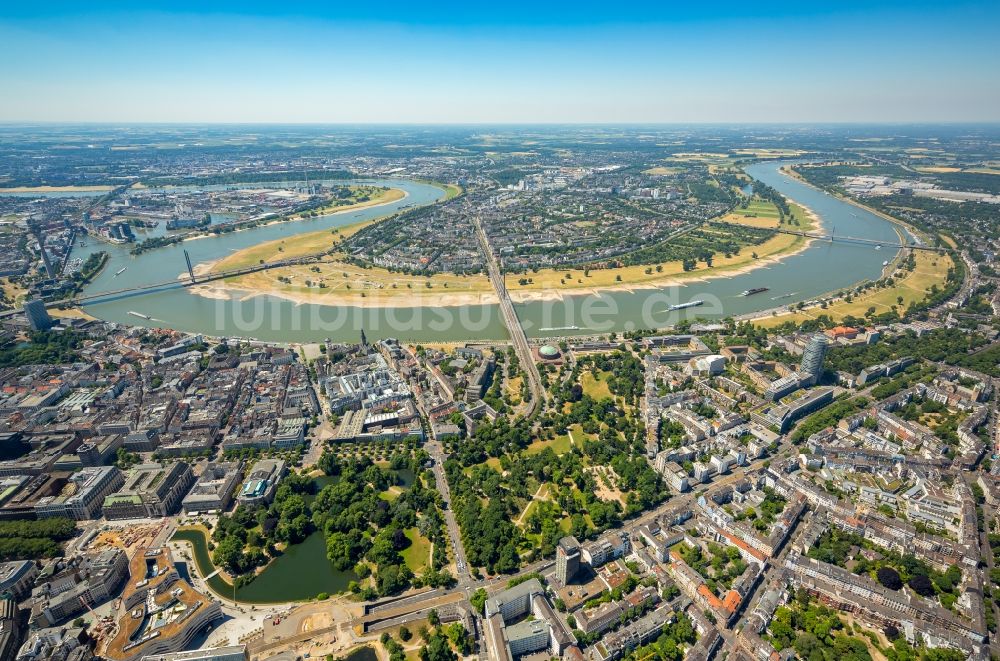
(800, 334), (829, 385)
(24, 299), (53, 331)
(555, 536), (581, 586)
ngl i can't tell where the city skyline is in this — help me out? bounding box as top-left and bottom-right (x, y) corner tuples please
(0, 100), (999, 661)
(1, 1), (998, 123)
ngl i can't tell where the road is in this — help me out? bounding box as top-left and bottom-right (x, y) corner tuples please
(470, 205), (544, 418)
(425, 437), (472, 586)
(395, 340), (473, 588)
(932, 249), (977, 316)
(964, 470), (1000, 659)
(711, 220), (950, 252)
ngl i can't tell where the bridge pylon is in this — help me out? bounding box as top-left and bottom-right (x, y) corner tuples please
(183, 250), (196, 283)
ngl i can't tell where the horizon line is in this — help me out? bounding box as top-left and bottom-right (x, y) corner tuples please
(2, 120), (1000, 127)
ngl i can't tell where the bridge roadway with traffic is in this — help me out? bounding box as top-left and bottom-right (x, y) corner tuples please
(22, 250), (332, 314)
(712, 220), (951, 252)
(471, 203), (545, 419)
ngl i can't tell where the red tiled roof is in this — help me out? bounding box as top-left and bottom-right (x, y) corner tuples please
(697, 584), (723, 609)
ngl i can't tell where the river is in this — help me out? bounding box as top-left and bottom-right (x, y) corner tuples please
(512, 160), (903, 336)
(65, 162), (901, 342)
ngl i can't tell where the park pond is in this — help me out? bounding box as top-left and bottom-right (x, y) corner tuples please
(342, 647), (377, 661)
(172, 468), (415, 603)
(172, 527), (355, 603)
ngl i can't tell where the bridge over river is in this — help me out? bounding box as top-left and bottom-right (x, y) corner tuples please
(711, 220), (950, 253)
(6, 161), (935, 342)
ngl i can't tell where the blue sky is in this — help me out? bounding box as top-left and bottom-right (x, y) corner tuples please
(1, 1), (998, 123)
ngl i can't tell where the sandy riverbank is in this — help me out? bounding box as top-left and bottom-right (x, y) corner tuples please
(189, 186), (822, 310)
(49, 306), (99, 321)
(190, 228), (816, 309)
(190, 282), (501, 308)
(507, 240), (816, 303)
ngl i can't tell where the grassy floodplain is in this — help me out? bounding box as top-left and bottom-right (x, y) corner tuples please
(731, 148), (810, 158)
(207, 195), (820, 309)
(717, 197), (817, 231)
(752, 249), (953, 328)
(300, 186), (406, 220)
(211, 213), (381, 271)
(752, 166), (956, 328)
(440, 183), (463, 200)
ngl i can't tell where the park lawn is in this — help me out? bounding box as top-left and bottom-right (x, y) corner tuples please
(581, 370), (614, 400)
(569, 488), (597, 528)
(402, 527), (431, 574)
(553, 510), (595, 535)
(461, 457), (504, 478)
(378, 487), (402, 502)
(525, 432), (574, 456)
(506, 375), (524, 401)
(569, 424), (595, 446)
(754, 250), (952, 328)
(1, 277), (27, 305)
(515, 485), (552, 528)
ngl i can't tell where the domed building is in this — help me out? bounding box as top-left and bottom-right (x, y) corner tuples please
(537, 344), (561, 360)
